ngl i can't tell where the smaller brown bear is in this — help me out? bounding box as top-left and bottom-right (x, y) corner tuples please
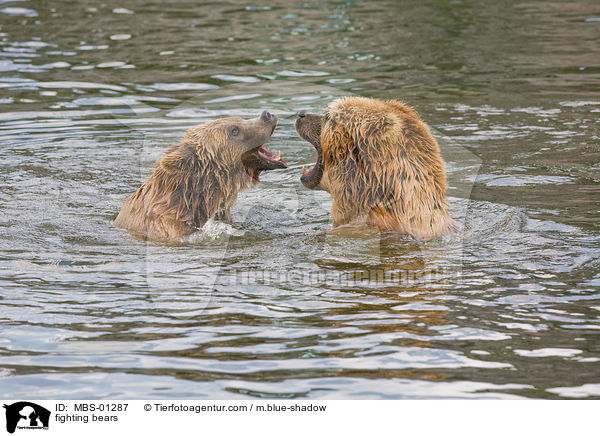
(295, 97), (457, 240)
(115, 111), (286, 241)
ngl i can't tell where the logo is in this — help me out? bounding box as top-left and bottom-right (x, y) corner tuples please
(3, 402), (50, 434)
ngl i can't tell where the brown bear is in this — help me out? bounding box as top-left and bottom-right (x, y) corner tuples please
(295, 97), (457, 240)
(115, 111), (286, 241)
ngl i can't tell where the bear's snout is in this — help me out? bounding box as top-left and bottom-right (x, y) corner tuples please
(297, 110), (307, 118)
(261, 110), (275, 123)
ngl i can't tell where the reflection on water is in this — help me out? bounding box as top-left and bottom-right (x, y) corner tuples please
(0, 0), (599, 399)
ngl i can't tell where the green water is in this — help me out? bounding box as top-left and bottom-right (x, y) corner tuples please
(0, 0), (599, 399)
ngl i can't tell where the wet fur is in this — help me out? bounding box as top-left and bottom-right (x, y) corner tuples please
(114, 124), (252, 242)
(310, 97), (457, 240)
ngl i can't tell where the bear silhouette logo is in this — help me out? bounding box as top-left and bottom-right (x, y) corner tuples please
(3, 402), (50, 434)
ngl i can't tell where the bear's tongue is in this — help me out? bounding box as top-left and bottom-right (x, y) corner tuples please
(257, 146), (287, 168)
(241, 145), (287, 183)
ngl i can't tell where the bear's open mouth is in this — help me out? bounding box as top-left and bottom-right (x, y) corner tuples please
(300, 161), (323, 189)
(295, 113), (325, 190)
(241, 145), (287, 182)
(258, 146), (286, 168)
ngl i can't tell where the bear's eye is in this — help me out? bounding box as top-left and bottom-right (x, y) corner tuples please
(231, 126), (240, 136)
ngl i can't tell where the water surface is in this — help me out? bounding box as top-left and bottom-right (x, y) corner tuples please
(1, 0), (599, 399)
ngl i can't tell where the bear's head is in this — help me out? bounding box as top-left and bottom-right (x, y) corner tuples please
(295, 98), (401, 193)
(295, 97), (452, 237)
(183, 110), (286, 182)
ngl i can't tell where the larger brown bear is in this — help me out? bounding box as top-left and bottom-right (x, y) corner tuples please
(295, 97), (456, 240)
(115, 111), (286, 241)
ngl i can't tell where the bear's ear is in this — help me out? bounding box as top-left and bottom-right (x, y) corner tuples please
(183, 126), (225, 160)
(348, 115), (393, 150)
(158, 144), (197, 174)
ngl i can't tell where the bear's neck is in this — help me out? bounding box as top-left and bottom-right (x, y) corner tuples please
(159, 151), (251, 228)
